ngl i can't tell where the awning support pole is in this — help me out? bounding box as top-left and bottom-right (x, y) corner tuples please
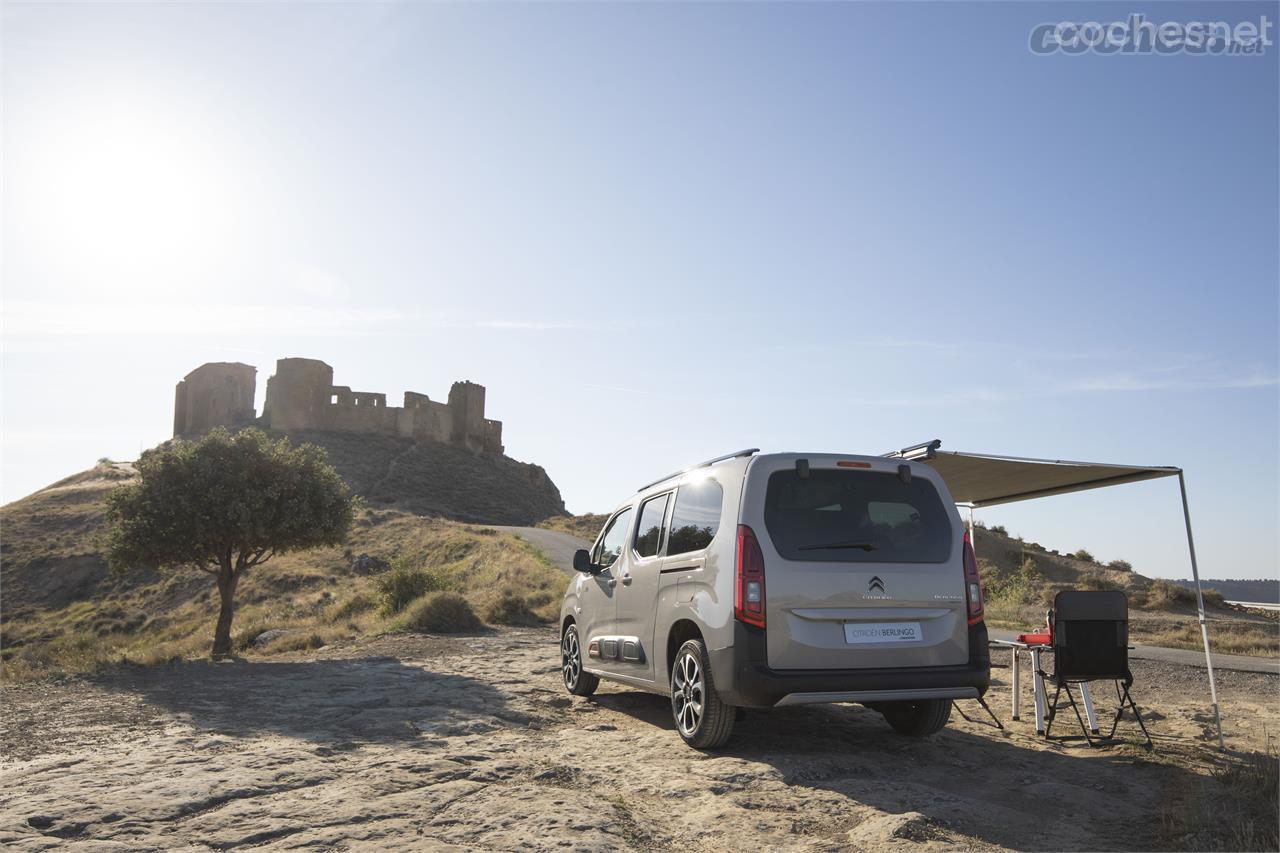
(1178, 471), (1224, 750)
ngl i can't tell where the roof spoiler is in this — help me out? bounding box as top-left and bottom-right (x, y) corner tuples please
(637, 448), (759, 492)
(883, 439), (941, 461)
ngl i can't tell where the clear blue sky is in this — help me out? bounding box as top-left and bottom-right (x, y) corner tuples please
(3, 2), (1276, 581)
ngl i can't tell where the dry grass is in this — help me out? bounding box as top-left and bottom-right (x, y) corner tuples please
(483, 591), (544, 627)
(1163, 742), (1280, 851)
(536, 513), (608, 542)
(1, 509), (567, 681)
(393, 591), (483, 634)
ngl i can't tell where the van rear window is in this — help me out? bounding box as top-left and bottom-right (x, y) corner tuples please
(763, 469), (951, 563)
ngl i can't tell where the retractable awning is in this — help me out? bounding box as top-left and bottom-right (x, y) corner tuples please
(886, 439), (1224, 748)
(911, 448), (1180, 508)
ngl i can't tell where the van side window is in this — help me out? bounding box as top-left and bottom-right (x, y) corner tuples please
(633, 494), (669, 558)
(667, 479), (723, 556)
(594, 509), (633, 569)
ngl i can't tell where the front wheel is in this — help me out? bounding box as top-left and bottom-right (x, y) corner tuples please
(880, 698), (952, 737)
(671, 639), (734, 749)
(561, 624), (598, 696)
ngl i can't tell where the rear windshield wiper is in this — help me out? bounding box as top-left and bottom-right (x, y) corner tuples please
(798, 539), (880, 552)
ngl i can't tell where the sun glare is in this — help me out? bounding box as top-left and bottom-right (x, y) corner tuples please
(23, 98), (235, 285)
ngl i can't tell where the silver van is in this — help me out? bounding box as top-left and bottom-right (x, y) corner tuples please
(558, 449), (990, 748)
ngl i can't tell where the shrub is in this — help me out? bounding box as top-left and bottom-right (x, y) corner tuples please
(375, 556), (452, 615)
(1076, 572), (1115, 592)
(983, 557), (1042, 608)
(398, 592), (483, 633)
(989, 525), (1008, 537)
(330, 591), (377, 621)
(1148, 578), (1197, 609)
(484, 591), (544, 627)
(1072, 549), (1096, 563)
(264, 632), (327, 653)
(1107, 559), (1134, 572)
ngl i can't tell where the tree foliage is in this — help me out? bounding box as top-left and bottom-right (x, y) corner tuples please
(106, 428), (355, 657)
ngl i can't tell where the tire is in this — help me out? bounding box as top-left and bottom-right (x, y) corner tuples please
(561, 624), (598, 697)
(671, 639), (735, 749)
(880, 698), (952, 737)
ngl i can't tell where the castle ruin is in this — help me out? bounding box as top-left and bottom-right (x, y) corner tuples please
(173, 358), (504, 454)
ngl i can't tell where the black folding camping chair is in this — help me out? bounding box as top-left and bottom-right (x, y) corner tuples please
(1041, 590), (1153, 749)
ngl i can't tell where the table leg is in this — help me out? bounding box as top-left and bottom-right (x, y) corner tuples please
(1011, 648), (1021, 721)
(1081, 682), (1099, 734)
(1031, 648), (1047, 735)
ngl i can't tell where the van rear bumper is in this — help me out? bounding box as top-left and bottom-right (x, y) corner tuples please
(710, 622), (991, 708)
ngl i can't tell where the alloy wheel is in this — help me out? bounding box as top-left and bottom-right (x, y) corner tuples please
(672, 650), (704, 736)
(561, 626), (582, 690)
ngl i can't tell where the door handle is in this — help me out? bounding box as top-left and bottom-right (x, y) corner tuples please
(621, 575), (633, 586)
(607, 578), (617, 589)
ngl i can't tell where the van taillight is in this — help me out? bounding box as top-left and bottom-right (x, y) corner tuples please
(735, 524), (766, 629)
(962, 531), (984, 625)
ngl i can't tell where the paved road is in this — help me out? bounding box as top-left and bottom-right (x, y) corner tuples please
(499, 526), (1278, 675)
(988, 628), (1278, 675)
(495, 526), (589, 574)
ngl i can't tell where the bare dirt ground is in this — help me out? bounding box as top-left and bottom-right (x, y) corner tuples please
(2, 628), (1276, 851)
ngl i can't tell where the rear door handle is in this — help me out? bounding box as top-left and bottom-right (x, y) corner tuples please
(621, 575), (633, 586)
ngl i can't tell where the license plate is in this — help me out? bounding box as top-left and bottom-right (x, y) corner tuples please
(844, 622), (923, 644)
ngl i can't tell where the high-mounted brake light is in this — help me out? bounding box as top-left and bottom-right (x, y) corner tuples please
(836, 460), (872, 468)
(962, 531), (984, 625)
(734, 525), (766, 629)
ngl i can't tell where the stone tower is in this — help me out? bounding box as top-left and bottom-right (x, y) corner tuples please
(262, 358), (334, 430)
(448, 381), (488, 451)
(173, 362), (257, 437)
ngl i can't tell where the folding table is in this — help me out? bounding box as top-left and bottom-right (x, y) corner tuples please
(990, 637), (1098, 736)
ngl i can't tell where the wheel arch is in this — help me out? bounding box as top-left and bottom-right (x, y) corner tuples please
(665, 619), (704, 682)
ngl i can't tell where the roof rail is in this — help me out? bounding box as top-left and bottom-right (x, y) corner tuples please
(637, 448), (760, 492)
(883, 439), (941, 461)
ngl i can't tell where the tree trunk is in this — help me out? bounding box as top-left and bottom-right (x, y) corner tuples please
(211, 569), (239, 659)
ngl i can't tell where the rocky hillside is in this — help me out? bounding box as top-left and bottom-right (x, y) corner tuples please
(275, 430), (565, 525)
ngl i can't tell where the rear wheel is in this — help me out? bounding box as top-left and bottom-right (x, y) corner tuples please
(671, 639), (734, 749)
(561, 624), (598, 697)
(880, 698), (952, 737)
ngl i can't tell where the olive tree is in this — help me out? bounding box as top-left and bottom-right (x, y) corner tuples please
(106, 428), (355, 658)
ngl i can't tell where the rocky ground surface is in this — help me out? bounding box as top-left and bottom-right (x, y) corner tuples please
(2, 629), (1276, 851)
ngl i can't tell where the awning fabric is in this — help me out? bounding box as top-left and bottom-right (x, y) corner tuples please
(920, 450), (1180, 508)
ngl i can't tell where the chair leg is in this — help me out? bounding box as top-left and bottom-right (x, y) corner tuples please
(1063, 682), (1097, 746)
(1045, 682), (1063, 738)
(1096, 681), (1154, 750)
(1119, 684), (1154, 750)
(1106, 681), (1125, 739)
